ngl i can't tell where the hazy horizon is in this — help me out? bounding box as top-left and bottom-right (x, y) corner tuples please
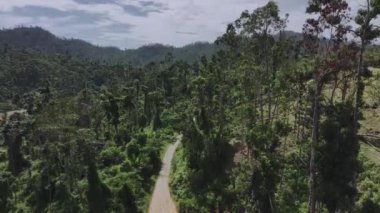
(0, 0), (368, 49)
(2, 25), (219, 50)
(0, 0), (307, 49)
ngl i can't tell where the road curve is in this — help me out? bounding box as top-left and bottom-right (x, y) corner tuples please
(0, 109), (27, 126)
(149, 135), (181, 213)
(6, 109), (27, 119)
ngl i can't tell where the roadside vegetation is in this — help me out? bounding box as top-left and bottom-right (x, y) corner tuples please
(0, 1), (380, 213)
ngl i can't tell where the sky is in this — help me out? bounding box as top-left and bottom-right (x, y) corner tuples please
(0, 0), (367, 49)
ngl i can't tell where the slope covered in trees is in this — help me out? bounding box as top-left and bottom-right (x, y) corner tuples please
(0, 1), (380, 213)
(0, 27), (218, 66)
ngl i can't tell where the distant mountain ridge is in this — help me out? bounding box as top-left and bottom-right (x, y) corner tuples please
(0, 27), (218, 66)
(0, 27), (305, 66)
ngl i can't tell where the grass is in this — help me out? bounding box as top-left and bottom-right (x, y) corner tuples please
(360, 108), (380, 135)
(359, 67), (380, 165)
(361, 144), (380, 166)
(0, 102), (15, 112)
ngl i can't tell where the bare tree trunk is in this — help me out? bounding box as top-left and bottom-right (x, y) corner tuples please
(264, 28), (269, 126)
(272, 95), (280, 122)
(296, 90), (302, 140)
(268, 84), (272, 124)
(260, 86), (265, 126)
(259, 195), (273, 213)
(354, 42), (365, 139)
(330, 74), (338, 104)
(296, 108), (301, 140)
(341, 76), (348, 102)
(308, 82), (322, 213)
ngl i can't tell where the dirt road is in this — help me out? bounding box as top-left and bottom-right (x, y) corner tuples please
(149, 135), (181, 213)
(6, 109), (27, 119)
(0, 109), (27, 126)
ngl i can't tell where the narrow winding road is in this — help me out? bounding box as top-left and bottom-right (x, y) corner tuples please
(6, 109), (27, 119)
(149, 135), (181, 213)
(0, 109), (27, 126)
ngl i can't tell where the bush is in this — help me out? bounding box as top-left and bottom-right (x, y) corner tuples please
(355, 154), (380, 212)
(99, 146), (126, 167)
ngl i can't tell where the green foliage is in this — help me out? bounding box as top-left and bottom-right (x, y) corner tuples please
(1, 1), (380, 212)
(275, 153), (309, 213)
(99, 146), (126, 167)
(355, 153), (380, 212)
(249, 126), (281, 194)
(87, 162), (111, 213)
(117, 184), (138, 213)
(0, 171), (13, 212)
(364, 68), (380, 107)
(100, 88), (120, 131)
(318, 103), (360, 212)
(0, 27), (219, 66)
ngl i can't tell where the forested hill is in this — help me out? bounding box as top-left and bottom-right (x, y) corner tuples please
(1, 1), (380, 212)
(0, 27), (218, 66)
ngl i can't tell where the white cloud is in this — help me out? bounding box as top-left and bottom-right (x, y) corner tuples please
(0, 0), (375, 48)
(0, 14), (34, 28)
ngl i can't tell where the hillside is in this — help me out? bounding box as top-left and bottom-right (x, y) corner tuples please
(1, 1), (380, 213)
(0, 42), (127, 101)
(0, 27), (218, 66)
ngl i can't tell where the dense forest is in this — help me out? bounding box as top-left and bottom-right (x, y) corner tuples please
(0, 27), (218, 66)
(1, 0), (380, 213)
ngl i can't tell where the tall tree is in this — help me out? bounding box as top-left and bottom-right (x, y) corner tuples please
(354, 0), (380, 147)
(86, 153), (111, 213)
(318, 103), (359, 213)
(100, 88), (120, 132)
(304, 1), (352, 212)
(216, 2), (291, 212)
(3, 113), (29, 175)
